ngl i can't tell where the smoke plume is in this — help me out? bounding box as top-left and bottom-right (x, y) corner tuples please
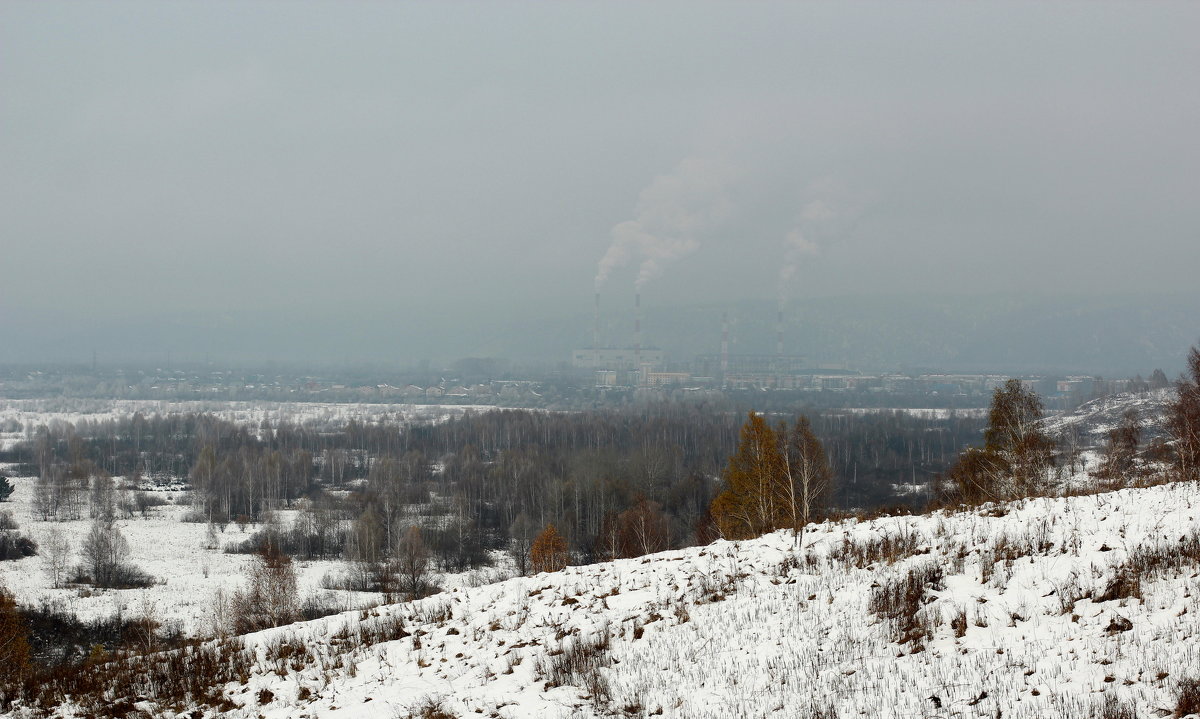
(777, 181), (858, 306)
(595, 156), (732, 291)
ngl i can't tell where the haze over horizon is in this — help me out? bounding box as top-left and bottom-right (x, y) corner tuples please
(2, 2), (1198, 370)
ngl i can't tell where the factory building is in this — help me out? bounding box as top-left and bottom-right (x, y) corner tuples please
(572, 348), (665, 370)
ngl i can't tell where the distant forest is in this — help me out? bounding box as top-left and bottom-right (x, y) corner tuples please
(2, 404), (986, 570)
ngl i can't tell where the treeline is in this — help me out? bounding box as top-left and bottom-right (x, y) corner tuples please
(5, 404), (986, 564)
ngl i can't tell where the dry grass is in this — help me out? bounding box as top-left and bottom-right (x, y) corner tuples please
(868, 560), (945, 645)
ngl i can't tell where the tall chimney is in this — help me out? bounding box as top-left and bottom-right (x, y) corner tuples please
(721, 312), (729, 380)
(634, 292), (642, 376)
(593, 291), (601, 366)
(776, 307), (784, 356)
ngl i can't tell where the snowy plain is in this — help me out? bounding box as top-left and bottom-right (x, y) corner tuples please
(0, 398), (493, 451)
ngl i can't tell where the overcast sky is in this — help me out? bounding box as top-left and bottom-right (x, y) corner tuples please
(2, 2), (1198, 362)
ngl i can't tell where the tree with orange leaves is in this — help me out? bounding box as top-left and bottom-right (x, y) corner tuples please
(530, 523), (569, 574)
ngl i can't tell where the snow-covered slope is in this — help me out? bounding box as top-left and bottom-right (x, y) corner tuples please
(38, 481), (1200, 719)
(1045, 389), (1174, 448)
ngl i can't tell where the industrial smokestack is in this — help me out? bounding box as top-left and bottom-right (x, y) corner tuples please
(721, 312), (729, 378)
(634, 292), (642, 374)
(776, 308), (784, 356)
(593, 291), (601, 367)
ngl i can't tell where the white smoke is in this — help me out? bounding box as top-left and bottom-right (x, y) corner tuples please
(595, 156), (733, 291)
(777, 181), (857, 306)
(777, 225), (821, 304)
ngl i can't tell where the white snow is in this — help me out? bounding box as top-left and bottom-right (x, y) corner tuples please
(0, 398), (495, 451)
(23, 480), (1197, 718)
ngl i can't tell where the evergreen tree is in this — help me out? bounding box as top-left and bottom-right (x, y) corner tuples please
(0, 475), (12, 502)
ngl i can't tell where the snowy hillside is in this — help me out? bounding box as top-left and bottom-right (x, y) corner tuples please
(27, 480), (1200, 718)
(1045, 389), (1174, 447)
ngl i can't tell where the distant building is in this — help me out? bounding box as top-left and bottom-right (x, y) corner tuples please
(694, 353), (808, 377)
(643, 371), (691, 387)
(572, 347), (664, 371)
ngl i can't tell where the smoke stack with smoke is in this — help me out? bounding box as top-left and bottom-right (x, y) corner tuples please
(594, 156), (733, 293)
(634, 292), (642, 374)
(593, 291), (601, 366)
(721, 312), (729, 379)
(776, 307), (784, 356)
(777, 226), (821, 308)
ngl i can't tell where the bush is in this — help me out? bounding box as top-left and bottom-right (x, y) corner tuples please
(78, 521), (153, 589)
(1177, 677), (1200, 717)
(833, 529), (924, 568)
(0, 511), (17, 530)
(536, 627), (613, 708)
(0, 532), (38, 561)
(0, 587), (32, 698)
(868, 561), (945, 644)
(224, 521), (346, 561)
(230, 546), (299, 634)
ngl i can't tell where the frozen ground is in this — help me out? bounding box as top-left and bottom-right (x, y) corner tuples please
(1043, 388), (1174, 446)
(25, 479), (1198, 719)
(0, 472), (508, 638)
(0, 472), (380, 635)
(0, 398), (494, 451)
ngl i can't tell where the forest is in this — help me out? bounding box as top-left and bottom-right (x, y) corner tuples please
(1, 403), (986, 575)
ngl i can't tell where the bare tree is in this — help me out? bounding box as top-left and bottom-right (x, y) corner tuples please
(395, 526), (431, 600)
(508, 513), (536, 576)
(231, 545), (299, 634)
(1168, 346), (1200, 482)
(41, 528), (70, 588)
(80, 520), (147, 588)
(778, 416), (833, 546)
(89, 472), (116, 522)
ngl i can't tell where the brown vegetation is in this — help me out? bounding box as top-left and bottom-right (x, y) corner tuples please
(531, 523), (569, 574)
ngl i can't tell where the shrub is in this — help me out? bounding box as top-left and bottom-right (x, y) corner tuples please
(536, 627), (613, 708)
(833, 528), (923, 568)
(868, 561), (945, 644)
(403, 695), (456, 719)
(230, 546), (299, 634)
(1097, 695), (1137, 719)
(0, 532), (38, 561)
(1099, 529), (1200, 603)
(0, 587), (32, 699)
(1177, 677), (1200, 717)
(78, 521), (152, 589)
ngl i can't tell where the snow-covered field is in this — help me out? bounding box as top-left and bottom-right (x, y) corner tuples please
(0, 473), (383, 635)
(0, 398), (494, 451)
(842, 407), (989, 419)
(32, 480), (1195, 718)
(0, 400), (517, 639)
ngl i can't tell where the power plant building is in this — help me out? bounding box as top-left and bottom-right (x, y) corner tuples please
(572, 347), (665, 370)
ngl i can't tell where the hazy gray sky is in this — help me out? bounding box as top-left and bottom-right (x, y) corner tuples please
(2, 2), (1198, 363)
